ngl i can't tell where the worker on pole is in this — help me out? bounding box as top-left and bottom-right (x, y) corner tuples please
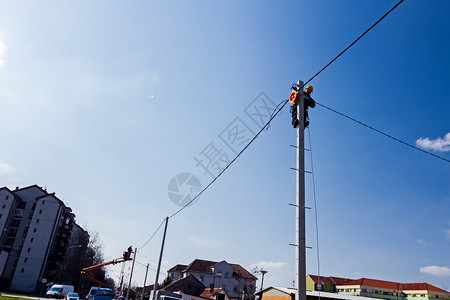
(289, 82), (315, 128)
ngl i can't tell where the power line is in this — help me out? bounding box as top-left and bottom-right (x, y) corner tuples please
(315, 101), (450, 163)
(168, 100), (286, 219)
(304, 0), (405, 87)
(139, 218), (166, 250)
(167, 0), (407, 220)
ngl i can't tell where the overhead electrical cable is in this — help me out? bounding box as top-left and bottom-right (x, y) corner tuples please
(316, 102), (450, 163)
(304, 0), (405, 87)
(167, 0), (407, 219)
(139, 218), (166, 250)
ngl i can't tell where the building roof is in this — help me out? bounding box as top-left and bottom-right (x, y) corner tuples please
(169, 264), (188, 272)
(162, 274), (206, 296)
(172, 259), (256, 280)
(199, 288), (229, 299)
(309, 275), (355, 285)
(259, 287), (377, 300)
(337, 278), (400, 290)
(402, 283), (449, 294)
(185, 259), (216, 273)
(230, 263), (257, 280)
(337, 278), (449, 295)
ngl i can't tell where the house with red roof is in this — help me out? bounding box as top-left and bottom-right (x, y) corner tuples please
(307, 275), (449, 300)
(167, 259), (257, 300)
(336, 277), (449, 300)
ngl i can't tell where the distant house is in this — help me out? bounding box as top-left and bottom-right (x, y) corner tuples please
(167, 259), (257, 299)
(161, 275), (231, 300)
(336, 278), (450, 300)
(306, 275), (355, 293)
(307, 275), (450, 300)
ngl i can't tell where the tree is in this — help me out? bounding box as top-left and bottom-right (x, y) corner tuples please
(159, 275), (172, 289)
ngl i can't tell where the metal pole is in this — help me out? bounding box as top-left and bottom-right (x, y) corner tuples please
(152, 217), (169, 300)
(126, 248), (137, 300)
(141, 263), (149, 300)
(296, 81), (306, 300)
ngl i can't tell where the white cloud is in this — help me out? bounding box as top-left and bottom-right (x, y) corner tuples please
(0, 40), (7, 65)
(0, 161), (16, 175)
(420, 265), (450, 277)
(250, 261), (287, 270)
(416, 133), (450, 152)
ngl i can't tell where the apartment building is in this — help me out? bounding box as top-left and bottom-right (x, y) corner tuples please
(0, 185), (87, 294)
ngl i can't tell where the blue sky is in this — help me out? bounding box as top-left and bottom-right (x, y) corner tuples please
(0, 0), (449, 291)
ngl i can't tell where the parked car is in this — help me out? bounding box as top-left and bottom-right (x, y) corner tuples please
(46, 285), (75, 298)
(66, 293), (80, 300)
(92, 288), (113, 300)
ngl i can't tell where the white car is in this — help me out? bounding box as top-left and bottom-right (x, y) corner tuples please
(66, 293), (80, 300)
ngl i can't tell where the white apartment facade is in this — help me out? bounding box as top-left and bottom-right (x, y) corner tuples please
(0, 185), (86, 294)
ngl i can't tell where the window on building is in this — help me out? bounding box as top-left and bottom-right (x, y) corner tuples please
(30, 238), (34, 243)
(42, 201), (45, 205)
(2, 204), (5, 209)
(225, 272), (229, 278)
(27, 248), (31, 253)
(33, 228), (37, 233)
(24, 258), (28, 263)
(36, 219), (39, 223)
(39, 210), (42, 214)
(200, 276), (204, 282)
(0, 214), (2, 219)
(20, 268), (24, 273)
(20, 239), (24, 246)
(5, 196), (9, 200)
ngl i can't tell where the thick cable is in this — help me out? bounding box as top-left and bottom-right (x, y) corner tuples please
(168, 100), (288, 219)
(304, 0), (405, 87)
(316, 102), (450, 163)
(139, 218), (166, 250)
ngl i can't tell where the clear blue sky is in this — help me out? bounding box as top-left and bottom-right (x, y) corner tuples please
(0, 0), (449, 291)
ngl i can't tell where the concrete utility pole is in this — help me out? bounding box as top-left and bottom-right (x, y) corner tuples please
(152, 217), (169, 300)
(295, 80), (306, 300)
(126, 248), (137, 300)
(141, 263), (149, 300)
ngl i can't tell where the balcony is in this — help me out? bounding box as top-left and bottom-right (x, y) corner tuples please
(12, 209), (24, 218)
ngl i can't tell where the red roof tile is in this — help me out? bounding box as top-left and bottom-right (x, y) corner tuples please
(169, 264), (188, 272)
(338, 278), (400, 290)
(309, 275), (354, 285)
(185, 259), (216, 273)
(230, 263), (257, 280)
(403, 283), (450, 294)
(199, 288), (228, 299)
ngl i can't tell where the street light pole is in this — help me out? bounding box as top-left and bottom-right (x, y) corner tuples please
(260, 270), (267, 292)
